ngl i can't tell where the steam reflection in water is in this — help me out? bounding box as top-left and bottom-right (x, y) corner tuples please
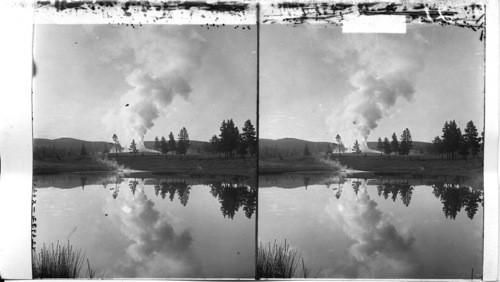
(35, 173), (256, 278)
(259, 173), (483, 279)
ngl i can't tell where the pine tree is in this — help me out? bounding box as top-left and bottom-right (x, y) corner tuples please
(154, 136), (161, 155)
(383, 137), (391, 155)
(442, 120), (461, 159)
(112, 134), (119, 157)
(168, 132), (176, 155)
(377, 137), (383, 155)
(129, 139), (138, 156)
(432, 136), (444, 156)
(176, 127), (190, 155)
(335, 134), (343, 156)
(160, 136), (168, 155)
(399, 128), (413, 156)
(209, 135), (220, 155)
(353, 140), (362, 155)
(390, 133), (399, 155)
(237, 134), (248, 157)
(242, 119), (257, 156)
(458, 134), (469, 159)
(464, 121), (480, 158)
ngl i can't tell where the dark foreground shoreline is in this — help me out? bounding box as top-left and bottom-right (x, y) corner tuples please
(34, 154), (257, 178)
(259, 154), (483, 178)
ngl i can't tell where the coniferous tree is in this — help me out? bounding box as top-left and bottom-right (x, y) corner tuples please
(464, 121), (480, 158)
(383, 137), (391, 155)
(377, 137), (383, 155)
(160, 136), (168, 155)
(176, 127), (190, 155)
(390, 133), (399, 155)
(353, 140), (362, 155)
(168, 132), (176, 155)
(442, 120), (461, 159)
(112, 134), (119, 157)
(154, 137), (161, 155)
(335, 134), (343, 156)
(399, 128), (413, 156)
(432, 136), (444, 157)
(458, 134), (469, 159)
(209, 135), (220, 155)
(129, 139), (138, 156)
(242, 119), (257, 156)
(237, 134), (248, 157)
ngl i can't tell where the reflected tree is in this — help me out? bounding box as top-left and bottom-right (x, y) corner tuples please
(129, 179), (139, 195)
(352, 180), (362, 195)
(209, 181), (257, 219)
(432, 182), (483, 220)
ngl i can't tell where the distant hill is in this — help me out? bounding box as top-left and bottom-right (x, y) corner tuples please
(34, 138), (114, 155)
(144, 140), (209, 153)
(34, 138), (211, 155)
(260, 138), (434, 155)
(259, 138), (339, 155)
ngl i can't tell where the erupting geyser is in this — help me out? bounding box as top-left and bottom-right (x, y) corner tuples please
(326, 33), (428, 149)
(104, 27), (207, 148)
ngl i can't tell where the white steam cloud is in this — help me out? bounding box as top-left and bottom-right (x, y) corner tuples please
(104, 27), (206, 150)
(105, 180), (202, 277)
(326, 33), (428, 149)
(325, 180), (422, 278)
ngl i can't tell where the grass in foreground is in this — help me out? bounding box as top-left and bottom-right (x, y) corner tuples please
(32, 241), (98, 279)
(257, 239), (312, 279)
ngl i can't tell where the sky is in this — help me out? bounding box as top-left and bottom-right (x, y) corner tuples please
(260, 24), (485, 145)
(33, 24), (256, 145)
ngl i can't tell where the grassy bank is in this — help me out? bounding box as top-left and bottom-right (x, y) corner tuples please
(257, 240), (312, 279)
(259, 154), (483, 178)
(32, 241), (97, 278)
(34, 154), (257, 178)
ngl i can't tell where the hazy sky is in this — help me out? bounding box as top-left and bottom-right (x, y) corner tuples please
(260, 25), (484, 144)
(33, 24), (256, 143)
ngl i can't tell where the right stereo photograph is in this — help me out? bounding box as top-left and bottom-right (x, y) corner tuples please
(258, 3), (485, 279)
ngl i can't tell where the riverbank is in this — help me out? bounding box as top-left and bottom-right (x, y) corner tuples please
(34, 154), (257, 178)
(259, 154), (483, 178)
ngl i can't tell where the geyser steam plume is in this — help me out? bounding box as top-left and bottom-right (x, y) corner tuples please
(326, 33), (428, 150)
(105, 27), (206, 150)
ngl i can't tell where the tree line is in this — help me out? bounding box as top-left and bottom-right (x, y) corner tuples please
(208, 119), (256, 158)
(110, 119), (256, 158)
(374, 128), (414, 156)
(432, 120), (483, 159)
(151, 127), (191, 156)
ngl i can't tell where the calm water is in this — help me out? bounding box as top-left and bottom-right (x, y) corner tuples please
(259, 173), (483, 279)
(34, 173), (256, 278)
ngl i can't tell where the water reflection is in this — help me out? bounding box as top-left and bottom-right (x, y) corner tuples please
(208, 182), (257, 219)
(260, 173), (483, 220)
(38, 173), (257, 220)
(105, 182), (202, 277)
(326, 181), (422, 278)
(259, 173), (483, 279)
(34, 173), (256, 278)
(432, 183), (483, 220)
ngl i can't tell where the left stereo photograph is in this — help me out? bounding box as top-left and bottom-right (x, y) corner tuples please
(31, 23), (257, 279)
